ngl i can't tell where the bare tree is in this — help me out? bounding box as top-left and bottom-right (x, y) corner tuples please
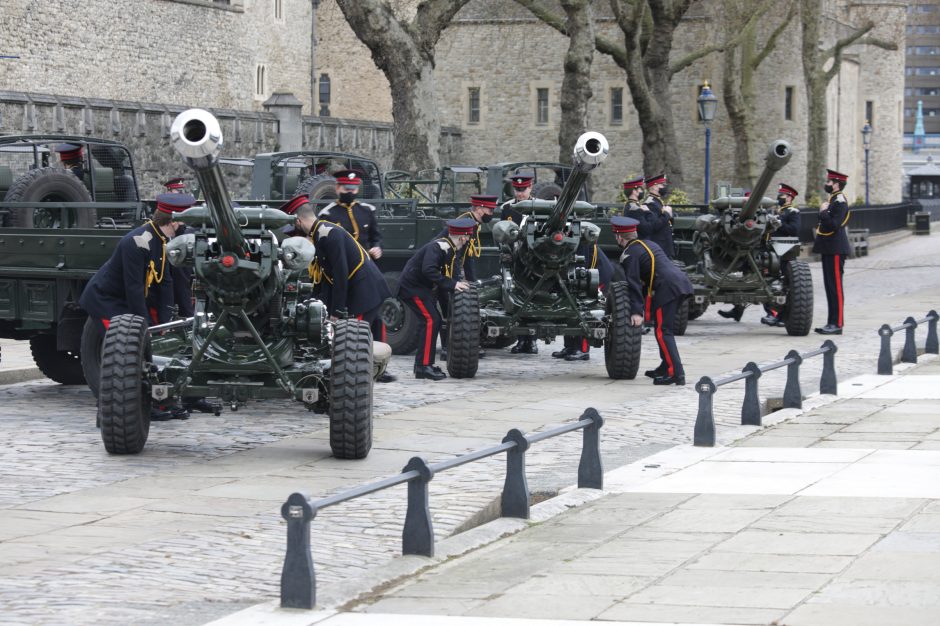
(334, 0), (472, 171)
(719, 0), (796, 187)
(516, 0), (731, 190)
(557, 0), (596, 165)
(800, 0), (896, 191)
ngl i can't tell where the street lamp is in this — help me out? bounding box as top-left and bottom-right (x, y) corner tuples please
(697, 81), (719, 205)
(861, 121), (873, 205)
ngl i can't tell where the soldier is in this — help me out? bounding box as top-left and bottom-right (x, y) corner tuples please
(500, 173), (532, 223)
(79, 193), (186, 419)
(399, 218), (474, 380)
(813, 169), (851, 335)
(612, 215), (693, 385)
(761, 183), (801, 327)
(278, 194), (315, 239)
(164, 177), (187, 193)
(55, 143), (85, 179)
(641, 174), (676, 259)
(551, 239), (614, 361)
(162, 181), (196, 318)
(620, 177), (645, 219)
(317, 169), (383, 260)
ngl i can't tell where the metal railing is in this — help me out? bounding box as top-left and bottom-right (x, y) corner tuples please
(694, 340), (838, 447)
(877, 310), (939, 375)
(280, 408), (605, 610)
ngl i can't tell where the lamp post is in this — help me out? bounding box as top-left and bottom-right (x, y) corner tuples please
(861, 121), (872, 205)
(697, 82), (718, 205)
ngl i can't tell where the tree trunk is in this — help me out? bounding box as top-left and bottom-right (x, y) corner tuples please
(557, 0), (595, 168)
(800, 0), (826, 195)
(335, 0), (471, 171)
(721, 20), (759, 188)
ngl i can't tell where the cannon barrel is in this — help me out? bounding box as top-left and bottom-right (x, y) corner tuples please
(739, 139), (792, 220)
(170, 108), (248, 258)
(543, 132), (609, 234)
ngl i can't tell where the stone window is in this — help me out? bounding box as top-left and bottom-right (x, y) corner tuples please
(255, 64), (267, 100)
(468, 87), (480, 124)
(866, 101), (874, 127)
(785, 86), (794, 121)
(536, 88), (549, 125)
(610, 87), (623, 125)
(319, 74), (331, 117)
(274, 0), (284, 21)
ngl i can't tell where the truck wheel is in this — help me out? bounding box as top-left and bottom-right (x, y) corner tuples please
(295, 174), (338, 200)
(99, 314), (152, 455)
(381, 272), (419, 355)
(447, 285), (480, 379)
(329, 319), (373, 460)
(5, 167), (96, 228)
(81, 317), (103, 397)
(604, 282), (642, 380)
(674, 297), (690, 336)
(688, 300), (709, 321)
(29, 335), (85, 385)
(784, 260), (813, 337)
(532, 180), (563, 200)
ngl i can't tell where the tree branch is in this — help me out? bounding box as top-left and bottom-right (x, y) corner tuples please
(669, 2), (768, 77)
(823, 21), (874, 61)
(856, 36), (898, 51)
(414, 0), (474, 51)
(750, 0), (796, 69)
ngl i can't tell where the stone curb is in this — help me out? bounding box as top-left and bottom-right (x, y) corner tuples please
(0, 366), (44, 386)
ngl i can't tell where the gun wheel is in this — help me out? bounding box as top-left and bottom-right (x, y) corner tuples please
(688, 300), (709, 321)
(784, 260), (813, 336)
(329, 319), (373, 460)
(99, 314), (152, 455)
(29, 334), (85, 385)
(447, 286), (480, 379)
(674, 297), (690, 336)
(604, 282), (642, 380)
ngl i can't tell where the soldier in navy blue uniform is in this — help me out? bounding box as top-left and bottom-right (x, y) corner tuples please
(317, 170), (383, 260)
(161, 182), (197, 318)
(612, 216), (693, 385)
(79, 194), (185, 419)
(277, 194), (315, 239)
(551, 240), (614, 362)
(439, 194), (497, 283)
(500, 173), (533, 224)
(639, 174), (675, 259)
(760, 183), (802, 327)
(56, 143), (85, 179)
(620, 177), (645, 219)
(813, 169), (851, 335)
(399, 219), (474, 380)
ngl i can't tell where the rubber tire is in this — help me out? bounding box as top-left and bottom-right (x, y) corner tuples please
(5, 167), (96, 228)
(604, 282), (642, 380)
(329, 319), (373, 460)
(98, 314), (152, 455)
(29, 334), (85, 385)
(81, 317), (104, 398)
(783, 260), (814, 337)
(688, 300), (709, 321)
(674, 297), (690, 337)
(295, 174), (338, 200)
(446, 286), (480, 379)
(381, 272), (420, 355)
(531, 180), (563, 200)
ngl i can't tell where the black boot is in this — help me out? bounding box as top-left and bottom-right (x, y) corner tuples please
(653, 374), (686, 386)
(376, 371), (397, 383)
(415, 365), (447, 381)
(564, 350), (589, 361)
(718, 305), (744, 322)
(552, 347), (575, 359)
(183, 397), (221, 415)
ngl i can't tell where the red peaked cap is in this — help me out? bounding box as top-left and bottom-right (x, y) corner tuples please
(826, 169), (848, 183)
(611, 216), (640, 233)
(55, 143), (84, 162)
(333, 169), (362, 186)
(155, 192), (195, 214)
(622, 177), (644, 191)
(470, 194), (498, 209)
(164, 178), (186, 190)
(778, 183), (799, 198)
(280, 194), (310, 216)
(510, 175), (533, 189)
(447, 217), (477, 235)
(644, 173), (666, 187)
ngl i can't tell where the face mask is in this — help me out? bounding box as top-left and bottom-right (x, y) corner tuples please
(338, 192), (356, 205)
(823, 183), (834, 194)
(480, 213), (493, 224)
(658, 187), (669, 198)
(777, 197), (787, 207)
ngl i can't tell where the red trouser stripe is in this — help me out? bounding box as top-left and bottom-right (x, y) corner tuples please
(149, 307), (159, 324)
(655, 307), (674, 377)
(101, 318), (110, 330)
(645, 296), (652, 322)
(833, 254), (843, 328)
(380, 322), (387, 342)
(412, 297), (434, 366)
(581, 337), (588, 352)
(356, 314), (363, 320)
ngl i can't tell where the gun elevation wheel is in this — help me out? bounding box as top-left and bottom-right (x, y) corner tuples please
(447, 286), (480, 379)
(783, 260), (813, 336)
(29, 334), (85, 385)
(604, 281), (642, 380)
(98, 314), (152, 455)
(329, 319), (373, 460)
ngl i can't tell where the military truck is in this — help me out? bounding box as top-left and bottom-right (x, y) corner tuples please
(0, 135), (146, 384)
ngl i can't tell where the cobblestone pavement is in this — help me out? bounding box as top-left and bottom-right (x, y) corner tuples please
(0, 233), (938, 625)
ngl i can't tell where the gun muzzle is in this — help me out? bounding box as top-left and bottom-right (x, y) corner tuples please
(573, 132), (610, 172)
(170, 108), (223, 167)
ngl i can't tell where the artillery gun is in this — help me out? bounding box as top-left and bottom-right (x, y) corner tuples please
(684, 139), (813, 335)
(445, 132), (643, 380)
(96, 109), (380, 458)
